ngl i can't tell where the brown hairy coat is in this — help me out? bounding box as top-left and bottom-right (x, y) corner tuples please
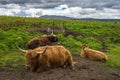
(35, 46), (75, 73)
(80, 44), (108, 62)
(17, 45), (75, 73)
(26, 35), (58, 49)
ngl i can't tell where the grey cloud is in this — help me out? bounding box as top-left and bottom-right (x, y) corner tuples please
(64, 0), (120, 9)
(0, 0), (62, 5)
(24, 3), (61, 9)
(0, 0), (27, 4)
(112, 5), (120, 9)
(0, 0), (120, 9)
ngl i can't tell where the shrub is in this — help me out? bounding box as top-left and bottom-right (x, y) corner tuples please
(0, 43), (9, 54)
(0, 29), (5, 40)
(59, 35), (82, 53)
(76, 36), (85, 42)
(112, 35), (120, 43)
(83, 37), (102, 49)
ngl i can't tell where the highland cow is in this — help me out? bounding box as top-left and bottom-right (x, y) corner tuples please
(26, 32), (58, 49)
(80, 44), (108, 62)
(16, 44), (75, 73)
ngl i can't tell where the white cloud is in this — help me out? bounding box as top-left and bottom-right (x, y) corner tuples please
(0, 4), (120, 19)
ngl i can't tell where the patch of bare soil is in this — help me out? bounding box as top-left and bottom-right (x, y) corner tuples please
(0, 55), (120, 80)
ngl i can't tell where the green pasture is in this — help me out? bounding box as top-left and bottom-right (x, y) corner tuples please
(0, 16), (120, 70)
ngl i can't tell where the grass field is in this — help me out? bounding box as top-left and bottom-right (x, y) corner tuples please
(0, 16), (120, 70)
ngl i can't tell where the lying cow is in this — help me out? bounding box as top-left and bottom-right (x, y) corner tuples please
(80, 44), (108, 62)
(26, 32), (58, 49)
(16, 44), (75, 73)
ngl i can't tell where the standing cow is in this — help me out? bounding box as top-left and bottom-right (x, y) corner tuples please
(80, 44), (108, 62)
(26, 32), (58, 49)
(16, 44), (75, 73)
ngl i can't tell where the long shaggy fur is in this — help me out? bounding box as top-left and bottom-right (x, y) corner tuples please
(80, 44), (108, 62)
(24, 46), (75, 73)
(26, 35), (58, 49)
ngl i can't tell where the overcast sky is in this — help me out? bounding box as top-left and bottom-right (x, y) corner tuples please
(0, 0), (120, 19)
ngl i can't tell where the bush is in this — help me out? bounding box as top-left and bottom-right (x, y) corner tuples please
(59, 35), (82, 53)
(106, 44), (120, 69)
(0, 43), (9, 54)
(103, 37), (111, 43)
(76, 36), (85, 42)
(83, 37), (102, 49)
(112, 36), (120, 43)
(0, 29), (5, 40)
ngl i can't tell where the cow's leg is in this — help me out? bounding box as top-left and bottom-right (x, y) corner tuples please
(30, 66), (36, 72)
(62, 60), (68, 69)
(30, 65), (38, 72)
(46, 61), (51, 68)
(45, 61), (51, 70)
(67, 56), (75, 70)
(36, 61), (49, 73)
(36, 66), (47, 73)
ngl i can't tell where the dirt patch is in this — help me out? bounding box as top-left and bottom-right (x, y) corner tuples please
(0, 55), (120, 80)
(26, 27), (51, 34)
(26, 27), (66, 34)
(64, 30), (86, 37)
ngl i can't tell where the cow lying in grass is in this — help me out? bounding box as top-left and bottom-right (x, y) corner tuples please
(16, 44), (75, 73)
(80, 44), (108, 62)
(26, 32), (58, 49)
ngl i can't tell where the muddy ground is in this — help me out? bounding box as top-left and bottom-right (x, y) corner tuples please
(0, 55), (120, 80)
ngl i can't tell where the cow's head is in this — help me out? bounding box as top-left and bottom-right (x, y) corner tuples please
(24, 50), (39, 70)
(16, 43), (47, 70)
(82, 44), (88, 50)
(47, 31), (58, 42)
(25, 47), (47, 71)
(47, 35), (58, 42)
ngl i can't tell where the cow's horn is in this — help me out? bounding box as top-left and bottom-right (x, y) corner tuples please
(36, 46), (48, 54)
(51, 30), (54, 35)
(16, 43), (27, 53)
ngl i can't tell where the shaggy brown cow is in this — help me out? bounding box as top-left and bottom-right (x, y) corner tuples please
(80, 44), (108, 62)
(26, 32), (58, 49)
(16, 45), (75, 73)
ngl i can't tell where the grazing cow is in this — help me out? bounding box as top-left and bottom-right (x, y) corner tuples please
(16, 44), (75, 73)
(80, 44), (108, 62)
(26, 32), (58, 49)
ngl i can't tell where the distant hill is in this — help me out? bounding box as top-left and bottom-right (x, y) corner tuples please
(80, 18), (120, 22)
(40, 15), (120, 22)
(40, 15), (76, 19)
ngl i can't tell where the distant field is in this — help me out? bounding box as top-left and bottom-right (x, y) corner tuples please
(0, 16), (120, 69)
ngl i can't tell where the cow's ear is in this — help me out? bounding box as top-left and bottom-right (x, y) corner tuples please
(82, 44), (88, 49)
